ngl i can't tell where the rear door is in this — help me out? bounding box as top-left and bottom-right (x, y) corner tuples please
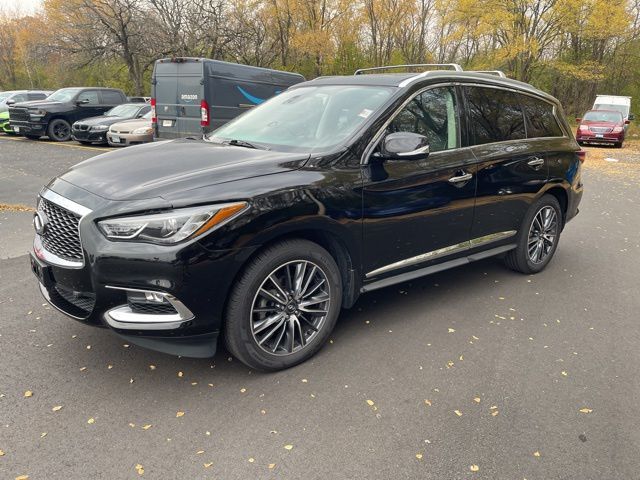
(154, 61), (203, 139)
(465, 86), (548, 244)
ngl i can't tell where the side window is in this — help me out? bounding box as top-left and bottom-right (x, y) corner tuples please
(28, 93), (47, 101)
(102, 90), (124, 105)
(386, 87), (459, 153)
(520, 95), (564, 138)
(138, 105), (151, 116)
(465, 87), (526, 145)
(11, 94), (28, 102)
(77, 90), (100, 105)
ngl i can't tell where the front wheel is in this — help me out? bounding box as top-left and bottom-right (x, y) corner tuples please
(225, 239), (342, 371)
(504, 195), (562, 274)
(47, 119), (71, 142)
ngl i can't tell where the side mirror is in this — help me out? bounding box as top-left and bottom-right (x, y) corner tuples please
(575, 118), (581, 123)
(628, 114), (635, 121)
(379, 132), (430, 160)
(6, 99), (15, 106)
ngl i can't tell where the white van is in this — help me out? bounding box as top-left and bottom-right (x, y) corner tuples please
(592, 95), (633, 121)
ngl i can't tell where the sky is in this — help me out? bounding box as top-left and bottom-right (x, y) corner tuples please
(2, 0), (43, 15)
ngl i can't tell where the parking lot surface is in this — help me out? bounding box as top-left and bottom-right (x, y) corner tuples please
(1, 136), (639, 479)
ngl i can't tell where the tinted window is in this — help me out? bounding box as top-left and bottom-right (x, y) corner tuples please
(387, 87), (458, 152)
(11, 94), (28, 102)
(78, 90), (100, 105)
(520, 95), (564, 137)
(102, 90), (124, 105)
(28, 93), (48, 101)
(465, 87), (526, 145)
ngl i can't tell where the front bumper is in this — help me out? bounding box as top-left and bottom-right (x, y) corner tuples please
(30, 186), (256, 358)
(9, 120), (46, 136)
(72, 129), (108, 144)
(576, 133), (623, 144)
(107, 131), (153, 147)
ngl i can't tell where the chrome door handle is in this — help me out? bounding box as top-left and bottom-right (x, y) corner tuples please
(527, 157), (544, 167)
(448, 172), (473, 183)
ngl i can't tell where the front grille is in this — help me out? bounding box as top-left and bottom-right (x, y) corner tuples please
(50, 284), (96, 317)
(590, 127), (612, 134)
(73, 124), (90, 131)
(9, 107), (29, 122)
(128, 299), (177, 315)
(113, 130), (131, 134)
(39, 198), (83, 262)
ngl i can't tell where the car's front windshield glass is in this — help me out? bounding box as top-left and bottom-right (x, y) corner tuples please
(593, 104), (627, 117)
(206, 85), (395, 152)
(106, 104), (142, 117)
(0, 92), (13, 103)
(47, 88), (83, 102)
(584, 111), (623, 123)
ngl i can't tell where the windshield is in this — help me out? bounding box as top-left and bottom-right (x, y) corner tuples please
(106, 104), (142, 117)
(0, 92), (12, 103)
(593, 104), (628, 117)
(47, 88), (83, 102)
(583, 111), (623, 123)
(207, 85), (395, 152)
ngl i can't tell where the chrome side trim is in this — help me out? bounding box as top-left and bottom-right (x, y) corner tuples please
(105, 285), (195, 323)
(365, 230), (517, 278)
(41, 188), (92, 217)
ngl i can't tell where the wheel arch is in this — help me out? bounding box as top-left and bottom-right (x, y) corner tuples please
(540, 185), (568, 227)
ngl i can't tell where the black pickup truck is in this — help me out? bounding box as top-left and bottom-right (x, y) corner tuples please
(9, 87), (127, 141)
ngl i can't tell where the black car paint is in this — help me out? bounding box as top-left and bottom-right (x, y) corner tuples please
(9, 88), (127, 138)
(32, 72), (583, 358)
(71, 104), (150, 144)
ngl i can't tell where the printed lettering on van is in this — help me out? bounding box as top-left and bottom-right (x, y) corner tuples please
(180, 94), (198, 102)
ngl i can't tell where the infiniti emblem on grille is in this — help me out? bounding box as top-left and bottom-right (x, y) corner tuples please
(33, 211), (48, 235)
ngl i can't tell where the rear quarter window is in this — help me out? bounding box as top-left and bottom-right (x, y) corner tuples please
(465, 86), (526, 145)
(520, 95), (564, 138)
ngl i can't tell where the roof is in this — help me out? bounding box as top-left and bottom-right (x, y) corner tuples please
(299, 71), (557, 103)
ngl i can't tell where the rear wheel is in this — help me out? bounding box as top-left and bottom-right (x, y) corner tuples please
(225, 239), (342, 371)
(504, 195), (562, 274)
(47, 119), (71, 142)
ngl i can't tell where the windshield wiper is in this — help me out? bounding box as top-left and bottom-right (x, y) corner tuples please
(224, 139), (268, 150)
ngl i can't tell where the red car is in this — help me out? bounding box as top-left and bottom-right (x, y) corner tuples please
(576, 109), (629, 148)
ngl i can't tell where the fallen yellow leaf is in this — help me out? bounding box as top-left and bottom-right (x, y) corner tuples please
(16, 475), (29, 480)
(491, 410), (499, 416)
(52, 405), (63, 412)
(0, 449), (4, 456)
(248, 458), (255, 463)
(178, 371), (183, 377)
(424, 399), (432, 406)
(24, 391), (33, 398)
(203, 462), (213, 468)
(142, 424), (152, 430)
(284, 444), (293, 450)
(470, 464), (479, 472)
(196, 450), (204, 455)
(128, 423), (135, 428)
(473, 397), (481, 404)
(135, 464), (144, 476)
(149, 365), (156, 370)
(448, 328), (456, 333)
(176, 411), (185, 418)
(454, 410), (463, 417)
(533, 451), (541, 457)
(561, 371), (567, 377)
(579, 408), (593, 414)
(366, 399), (375, 406)
(268, 463), (276, 469)
(240, 388), (247, 393)
(301, 379), (308, 383)
(40, 432), (47, 438)
(415, 453), (423, 460)
(87, 417), (95, 424)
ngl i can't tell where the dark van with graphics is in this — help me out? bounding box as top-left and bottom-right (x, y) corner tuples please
(151, 57), (305, 139)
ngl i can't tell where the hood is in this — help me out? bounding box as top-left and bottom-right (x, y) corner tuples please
(58, 139), (310, 201)
(12, 100), (64, 109)
(74, 115), (126, 127)
(110, 117), (150, 131)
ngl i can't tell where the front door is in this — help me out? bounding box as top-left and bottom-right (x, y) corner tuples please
(362, 86), (477, 280)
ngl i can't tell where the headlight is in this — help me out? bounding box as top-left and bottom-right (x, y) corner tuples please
(97, 202), (248, 244)
(29, 109), (46, 117)
(578, 125), (589, 132)
(612, 126), (624, 133)
(132, 127), (153, 134)
(92, 125), (109, 131)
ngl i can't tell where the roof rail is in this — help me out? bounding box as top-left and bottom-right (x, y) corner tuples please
(468, 70), (507, 78)
(354, 64), (463, 75)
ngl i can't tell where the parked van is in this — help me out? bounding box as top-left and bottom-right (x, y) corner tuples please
(592, 95), (633, 122)
(152, 57), (305, 139)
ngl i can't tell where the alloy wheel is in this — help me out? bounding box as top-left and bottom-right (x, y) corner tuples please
(527, 206), (558, 264)
(250, 260), (331, 356)
(52, 122), (70, 140)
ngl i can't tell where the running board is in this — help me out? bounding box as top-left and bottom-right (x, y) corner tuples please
(360, 244), (516, 293)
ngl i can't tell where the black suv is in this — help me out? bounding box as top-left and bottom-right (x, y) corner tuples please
(9, 87), (127, 141)
(30, 67), (583, 371)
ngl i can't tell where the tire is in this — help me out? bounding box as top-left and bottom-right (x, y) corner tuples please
(47, 119), (71, 142)
(615, 142), (623, 149)
(225, 239), (342, 371)
(25, 134), (41, 140)
(504, 194), (562, 274)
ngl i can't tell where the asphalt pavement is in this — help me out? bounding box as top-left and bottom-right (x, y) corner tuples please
(1, 136), (639, 479)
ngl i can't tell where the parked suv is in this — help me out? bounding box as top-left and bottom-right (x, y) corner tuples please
(9, 87), (127, 141)
(30, 67), (583, 371)
(576, 110), (628, 147)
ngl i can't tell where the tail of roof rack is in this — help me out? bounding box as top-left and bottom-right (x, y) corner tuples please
(354, 64), (463, 75)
